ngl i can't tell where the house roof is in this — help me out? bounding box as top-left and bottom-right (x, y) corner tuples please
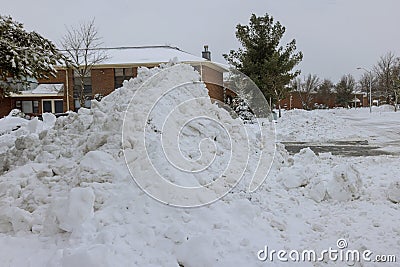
(32, 83), (64, 94)
(59, 45), (228, 73)
(101, 46), (207, 65)
(10, 83), (64, 98)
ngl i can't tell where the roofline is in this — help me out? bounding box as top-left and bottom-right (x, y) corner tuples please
(55, 45), (229, 73)
(55, 60), (228, 73)
(57, 45), (182, 52)
(10, 93), (64, 98)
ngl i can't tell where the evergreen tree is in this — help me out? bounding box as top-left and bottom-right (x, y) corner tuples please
(224, 13), (303, 117)
(231, 97), (255, 123)
(0, 15), (63, 96)
(335, 74), (356, 107)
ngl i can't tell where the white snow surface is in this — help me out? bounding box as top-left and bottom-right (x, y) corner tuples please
(101, 46), (207, 65)
(0, 64), (399, 266)
(31, 83), (64, 94)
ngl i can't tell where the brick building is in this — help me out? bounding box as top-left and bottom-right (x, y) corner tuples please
(279, 91), (368, 110)
(0, 46), (227, 117)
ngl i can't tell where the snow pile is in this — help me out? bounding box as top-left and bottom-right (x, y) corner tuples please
(372, 104), (395, 112)
(387, 181), (400, 203)
(0, 116), (27, 136)
(0, 112), (56, 163)
(53, 187), (95, 233)
(277, 148), (363, 203)
(0, 63), (277, 266)
(276, 109), (369, 142)
(119, 63), (275, 206)
(0, 63), (399, 266)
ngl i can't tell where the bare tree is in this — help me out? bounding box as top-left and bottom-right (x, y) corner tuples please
(60, 19), (108, 107)
(373, 52), (397, 102)
(358, 71), (378, 106)
(272, 78), (291, 118)
(359, 73), (371, 93)
(392, 62), (400, 111)
(292, 74), (320, 110)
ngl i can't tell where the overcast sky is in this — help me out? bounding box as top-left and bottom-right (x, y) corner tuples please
(3, 0), (400, 82)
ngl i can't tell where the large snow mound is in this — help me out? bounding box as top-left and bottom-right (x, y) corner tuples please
(0, 63), (277, 266)
(0, 63), (399, 266)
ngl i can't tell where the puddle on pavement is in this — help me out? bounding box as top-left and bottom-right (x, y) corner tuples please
(281, 140), (394, 157)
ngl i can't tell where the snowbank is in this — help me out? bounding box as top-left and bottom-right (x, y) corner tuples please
(372, 104), (395, 112)
(275, 109), (369, 142)
(0, 63), (399, 266)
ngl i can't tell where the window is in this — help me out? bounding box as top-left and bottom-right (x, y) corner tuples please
(43, 101), (52, 113)
(15, 100), (39, 114)
(114, 68), (134, 89)
(22, 101), (33, 113)
(33, 101), (39, 113)
(42, 99), (64, 113)
(55, 100), (63, 113)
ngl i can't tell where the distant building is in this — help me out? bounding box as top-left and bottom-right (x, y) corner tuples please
(0, 45), (226, 117)
(278, 91), (368, 110)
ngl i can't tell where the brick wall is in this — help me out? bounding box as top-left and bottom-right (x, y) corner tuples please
(0, 92), (12, 117)
(37, 69), (66, 84)
(279, 92), (368, 109)
(37, 68), (74, 112)
(205, 83), (224, 102)
(279, 92), (304, 109)
(279, 92), (337, 109)
(92, 68), (115, 96)
(313, 93), (337, 108)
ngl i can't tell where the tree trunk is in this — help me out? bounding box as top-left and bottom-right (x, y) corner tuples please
(269, 97), (272, 111)
(79, 76), (85, 108)
(278, 100), (282, 118)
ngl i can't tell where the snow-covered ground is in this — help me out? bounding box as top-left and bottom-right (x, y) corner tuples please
(277, 107), (400, 157)
(0, 64), (399, 266)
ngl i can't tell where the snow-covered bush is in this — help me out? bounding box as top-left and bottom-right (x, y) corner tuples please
(231, 97), (255, 123)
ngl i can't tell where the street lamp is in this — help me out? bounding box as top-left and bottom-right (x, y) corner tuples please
(357, 67), (373, 113)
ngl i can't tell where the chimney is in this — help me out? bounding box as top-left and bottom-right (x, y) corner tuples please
(202, 45), (211, 60)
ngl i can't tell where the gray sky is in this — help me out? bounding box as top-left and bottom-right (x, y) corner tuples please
(3, 0), (400, 82)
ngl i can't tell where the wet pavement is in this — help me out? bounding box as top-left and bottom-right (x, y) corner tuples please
(282, 140), (395, 157)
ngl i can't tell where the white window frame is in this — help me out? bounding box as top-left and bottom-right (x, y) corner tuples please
(42, 99), (64, 113)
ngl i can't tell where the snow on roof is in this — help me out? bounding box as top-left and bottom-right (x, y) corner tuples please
(31, 83), (64, 94)
(99, 46), (207, 66)
(11, 83), (64, 97)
